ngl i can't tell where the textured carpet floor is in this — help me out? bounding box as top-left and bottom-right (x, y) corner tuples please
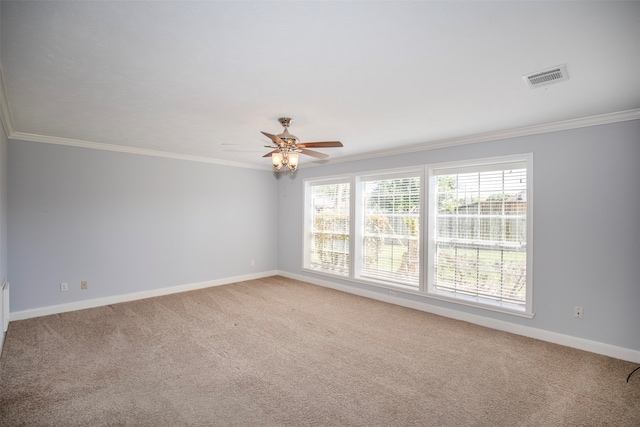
(1, 276), (638, 426)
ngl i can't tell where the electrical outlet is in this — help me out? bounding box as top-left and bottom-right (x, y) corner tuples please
(81, 281), (88, 290)
(251, 259), (255, 267)
(60, 282), (68, 292)
(574, 306), (583, 319)
(389, 290), (397, 297)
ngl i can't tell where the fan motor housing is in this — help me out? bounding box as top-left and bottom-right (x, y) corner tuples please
(277, 127), (299, 145)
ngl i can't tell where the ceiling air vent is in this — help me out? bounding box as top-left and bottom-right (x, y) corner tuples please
(523, 64), (569, 89)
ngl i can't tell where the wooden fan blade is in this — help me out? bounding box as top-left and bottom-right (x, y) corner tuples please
(261, 131), (284, 145)
(296, 141), (343, 148)
(299, 148), (329, 159)
(262, 150), (279, 158)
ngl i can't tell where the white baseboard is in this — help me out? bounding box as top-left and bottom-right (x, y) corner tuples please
(9, 270), (639, 364)
(278, 271), (640, 364)
(10, 271), (278, 321)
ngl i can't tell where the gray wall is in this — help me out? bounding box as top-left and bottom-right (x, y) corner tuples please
(7, 120), (640, 353)
(277, 120), (640, 352)
(8, 140), (278, 312)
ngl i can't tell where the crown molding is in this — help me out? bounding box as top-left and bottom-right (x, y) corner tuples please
(8, 131), (271, 170)
(0, 64), (15, 137)
(0, 64), (269, 170)
(8, 108), (638, 171)
(324, 108), (640, 166)
(2, 57), (637, 169)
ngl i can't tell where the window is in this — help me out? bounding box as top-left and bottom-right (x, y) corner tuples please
(302, 155), (532, 316)
(356, 171), (421, 288)
(304, 178), (351, 276)
(427, 156), (531, 314)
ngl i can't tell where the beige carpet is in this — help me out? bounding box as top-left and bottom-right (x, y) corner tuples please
(1, 276), (638, 426)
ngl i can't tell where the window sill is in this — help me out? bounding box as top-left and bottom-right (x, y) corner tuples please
(425, 290), (534, 318)
(302, 268), (534, 319)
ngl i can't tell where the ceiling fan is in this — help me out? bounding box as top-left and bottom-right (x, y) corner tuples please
(262, 117), (343, 172)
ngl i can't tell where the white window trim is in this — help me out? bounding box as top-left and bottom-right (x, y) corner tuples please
(301, 154), (534, 318)
(425, 153), (533, 317)
(354, 167), (424, 289)
(303, 175), (353, 278)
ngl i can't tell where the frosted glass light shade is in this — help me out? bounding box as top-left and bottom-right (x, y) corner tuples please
(288, 153), (299, 168)
(272, 152), (283, 167)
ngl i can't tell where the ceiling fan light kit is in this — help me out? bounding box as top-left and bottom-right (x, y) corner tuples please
(262, 117), (343, 173)
(271, 151), (299, 172)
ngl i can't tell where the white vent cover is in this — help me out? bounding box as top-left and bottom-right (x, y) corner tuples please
(523, 65), (569, 89)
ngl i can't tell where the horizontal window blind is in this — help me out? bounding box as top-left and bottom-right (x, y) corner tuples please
(303, 155), (532, 316)
(361, 175), (420, 287)
(433, 168), (527, 305)
(309, 182), (350, 276)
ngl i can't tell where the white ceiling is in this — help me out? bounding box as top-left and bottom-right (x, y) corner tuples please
(1, 1), (639, 169)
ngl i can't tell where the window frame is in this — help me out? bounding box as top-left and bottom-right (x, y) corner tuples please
(303, 175), (353, 278)
(301, 154), (533, 318)
(354, 168), (424, 290)
(425, 154), (533, 317)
